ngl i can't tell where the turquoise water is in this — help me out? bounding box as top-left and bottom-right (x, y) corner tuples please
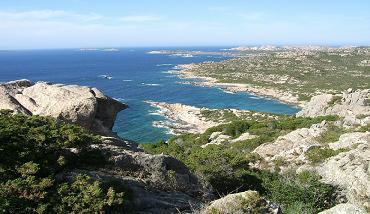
(0, 48), (299, 142)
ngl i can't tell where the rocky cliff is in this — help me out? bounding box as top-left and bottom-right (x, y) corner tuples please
(0, 80), (211, 213)
(0, 79), (127, 136)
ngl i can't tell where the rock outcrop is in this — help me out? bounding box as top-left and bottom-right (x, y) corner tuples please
(92, 137), (212, 213)
(253, 121), (327, 171)
(0, 79), (127, 136)
(316, 132), (370, 209)
(319, 203), (368, 214)
(0, 80), (212, 213)
(297, 89), (370, 126)
(202, 191), (281, 214)
(252, 90), (370, 212)
(146, 101), (219, 134)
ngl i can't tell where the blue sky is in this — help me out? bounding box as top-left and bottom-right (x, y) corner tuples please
(0, 0), (369, 49)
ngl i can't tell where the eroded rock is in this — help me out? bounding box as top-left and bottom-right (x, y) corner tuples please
(0, 80), (127, 136)
(202, 191), (281, 214)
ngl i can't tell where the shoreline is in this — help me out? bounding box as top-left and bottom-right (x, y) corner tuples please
(146, 101), (219, 134)
(146, 101), (281, 135)
(175, 64), (305, 108)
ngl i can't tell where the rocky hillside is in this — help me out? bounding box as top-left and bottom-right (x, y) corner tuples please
(1, 80), (369, 213)
(144, 89), (370, 213)
(236, 89), (370, 213)
(0, 80), (212, 213)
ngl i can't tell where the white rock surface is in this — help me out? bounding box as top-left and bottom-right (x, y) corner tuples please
(0, 80), (127, 135)
(319, 203), (368, 214)
(203, 191), (281, 214)
(253, 121), (327, 169)
(297, 89), (370, 126)
(316, 140), (370, 209)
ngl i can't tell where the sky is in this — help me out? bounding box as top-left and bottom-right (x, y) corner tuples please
(0, 0), (370, 49)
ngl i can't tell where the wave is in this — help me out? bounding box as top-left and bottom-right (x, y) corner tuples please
(98, 75), (113, 80)
(156, 64), (173, 67)
(141, 83), (161, 86)
(122, 79), (133, 82)
(249, 96), (261, 100)
(170, 54), (194, 58)
(161, 70), (178, 74)
(114, 98), (126, 102)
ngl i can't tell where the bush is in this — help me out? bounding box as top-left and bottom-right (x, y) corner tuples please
(144, 115), (339, 213)
(306, 147), (348, 164)
(0, 110), (125, 213)
(252, 170), (336, 213)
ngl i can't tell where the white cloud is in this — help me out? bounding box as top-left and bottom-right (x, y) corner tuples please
(0, 10), (103, 22)
(119, 15), (162, 22)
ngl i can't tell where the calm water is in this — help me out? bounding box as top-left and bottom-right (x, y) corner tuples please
(0, 48), (299, 142)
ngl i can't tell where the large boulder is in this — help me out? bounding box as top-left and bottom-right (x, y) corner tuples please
(202, 191), (281, 214)
(0, 80), (127, 136)
(319, 203), (368, 214)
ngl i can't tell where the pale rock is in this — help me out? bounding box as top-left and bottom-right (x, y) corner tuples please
(297, 89), (370, 126)
(0, 80), (127, 136)
(316, 142), (370, 208)
(201, 132), (231, 148)
(328, 132), (370, 150)
(230, 132), (257, 143)
(253, 121), (327, 170)
(203, 191), (281, 214)
(319, 203), (367, 214)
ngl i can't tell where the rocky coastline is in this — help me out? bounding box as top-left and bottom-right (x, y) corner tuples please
(0, 80), (213, 213)
(1, 79), (369, 213)
(175, 64), (304, 107)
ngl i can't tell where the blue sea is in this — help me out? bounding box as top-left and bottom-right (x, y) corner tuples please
(0, 47), (299, 143)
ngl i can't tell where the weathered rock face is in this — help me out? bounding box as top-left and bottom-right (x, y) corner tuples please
(318, 203), (368, 214)
(93, 137), (213, 213)
(252, 121), (327, 171)
(0, 80), (127, 136)
(202, 191), (281, 214)
(316, 132), (370, 209)
(297, 89), (370, 126)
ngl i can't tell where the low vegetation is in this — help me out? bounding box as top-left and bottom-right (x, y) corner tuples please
(315, 124), (346, 144)
(185, 48), (370, 100)
(144, 115), (339, 213)
(306, 147), (349, 164)
(0, 110), (125, 213)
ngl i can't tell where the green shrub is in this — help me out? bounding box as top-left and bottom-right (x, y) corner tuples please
(306, 147), (348, 164)
(144, 115), (339, 213)
(253, 171), (335, 213)
(327, 96), (342, 107)
(315, 124), (346, 144)
(0, 110), (125, 213)
(55, 175), (124, 213)
(359, 124), (370, 132)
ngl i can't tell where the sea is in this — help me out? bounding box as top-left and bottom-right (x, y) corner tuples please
(0, 47), (299, 143)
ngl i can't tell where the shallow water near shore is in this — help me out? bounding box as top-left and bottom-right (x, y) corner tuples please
(0, 47), (299, 142)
